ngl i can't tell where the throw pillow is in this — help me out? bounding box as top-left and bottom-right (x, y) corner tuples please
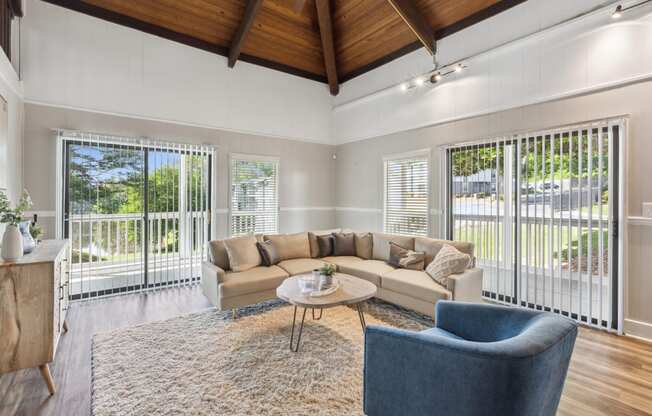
(256, 240), (280, 266)
(308, 229), (341, 258)
(354, 232), (373, 259)
(332, 232), (356, 256)
(388, 242), (425, 270)
(425, 244), (471, 288)
(223, 235), (262, 272)
(264, 232), (311, 260)
(316, 234), (334, 257)
(208, 239), (230, 270)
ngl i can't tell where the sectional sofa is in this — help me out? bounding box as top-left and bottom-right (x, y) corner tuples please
(201, 229), (483, 319)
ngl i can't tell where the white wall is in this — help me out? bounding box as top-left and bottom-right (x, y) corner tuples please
(0, 47), (24, 204)
(21, 0), (332, 144)
(332, 0), (652, 143)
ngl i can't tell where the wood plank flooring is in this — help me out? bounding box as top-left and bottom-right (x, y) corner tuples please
(0, 286), (650, 416)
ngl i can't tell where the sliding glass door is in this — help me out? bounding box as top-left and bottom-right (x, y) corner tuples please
(446, 119), (623, 330)
(59, 132), (213, 300)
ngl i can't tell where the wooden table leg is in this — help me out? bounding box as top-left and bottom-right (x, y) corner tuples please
(39, 364), (56, 395)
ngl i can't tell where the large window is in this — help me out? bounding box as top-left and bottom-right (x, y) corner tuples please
(445, 118), (625, 332)
(383, 150), (430, 236)
(230, 154), (279, 236)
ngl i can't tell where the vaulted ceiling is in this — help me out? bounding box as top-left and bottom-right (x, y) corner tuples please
(42, 0), (525, 94)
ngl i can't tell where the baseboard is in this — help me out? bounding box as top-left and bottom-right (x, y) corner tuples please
(624, 318), (652, 341)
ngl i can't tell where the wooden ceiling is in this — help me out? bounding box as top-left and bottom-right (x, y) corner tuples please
(42, 0), (526, 94)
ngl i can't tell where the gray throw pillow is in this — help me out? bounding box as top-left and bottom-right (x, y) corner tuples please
(354, 232), (373, 259)
(317, 234), (334, 257)
(332, 232), (356, 256)
(388, 242), (425, 270)
(256, 240), (280, 266)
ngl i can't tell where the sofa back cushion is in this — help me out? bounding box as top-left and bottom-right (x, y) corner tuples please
(354, 232), (373, 259)
(415, 237), (474, 266)
(265, 232), (311, 261)
(223, 235), (261, 272)
(332, 232), (356, 256)
(308, 228), (341, 258)
(372, 233), (415, 262)
(208, 239), (230, 271)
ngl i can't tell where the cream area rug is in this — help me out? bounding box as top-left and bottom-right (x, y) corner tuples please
(91, 299), (431, 416)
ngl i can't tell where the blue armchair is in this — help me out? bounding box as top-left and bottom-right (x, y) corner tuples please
(364, 301), (578, 416)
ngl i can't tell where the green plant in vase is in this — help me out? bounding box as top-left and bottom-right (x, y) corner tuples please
(0, 190), (33, 261)
(318, 263), (336, 288)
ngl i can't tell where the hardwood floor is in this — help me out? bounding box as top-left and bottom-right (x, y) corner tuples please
(0, 286), (650, 416)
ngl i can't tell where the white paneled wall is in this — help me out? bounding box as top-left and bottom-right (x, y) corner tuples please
(21, 0), (332, 144)
(333, 0), (652, 143)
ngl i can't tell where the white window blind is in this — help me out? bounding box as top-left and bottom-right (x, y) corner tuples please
(230, 155), (279, 236)
(383, 151), (430, 236)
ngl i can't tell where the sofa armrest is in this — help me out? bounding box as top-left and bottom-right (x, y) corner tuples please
(447, 267), (483, 303)
(201, 261), (226, 307)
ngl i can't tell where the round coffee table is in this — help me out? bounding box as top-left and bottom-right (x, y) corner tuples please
(276, 273), (377, 352)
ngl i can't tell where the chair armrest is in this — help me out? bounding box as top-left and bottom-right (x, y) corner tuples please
(364, 325), (513, 416)
(447, 267), (483, 302)
(201, 261), (226, 307)
(364, 323), (577, 416)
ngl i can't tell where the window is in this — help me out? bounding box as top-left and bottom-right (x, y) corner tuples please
(383, 150), (430, 236)
(230, 154), (279, 236)
(445, 118), (625, 331)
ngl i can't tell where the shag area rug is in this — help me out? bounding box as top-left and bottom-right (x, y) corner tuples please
(91, 299), (431, 415)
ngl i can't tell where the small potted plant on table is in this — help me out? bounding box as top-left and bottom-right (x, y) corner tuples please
(0, 190), (33, 261)
(318, 264), (336, 289)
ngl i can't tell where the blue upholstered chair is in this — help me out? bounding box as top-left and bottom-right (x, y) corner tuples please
(364, 301), (578, 416)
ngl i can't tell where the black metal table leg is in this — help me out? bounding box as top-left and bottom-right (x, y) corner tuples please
(312, 308), (323, 320)
(290, 306), (308, 352)
(356, 303), (367, 331)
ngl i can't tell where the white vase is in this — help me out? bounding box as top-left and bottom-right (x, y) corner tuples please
(2, 225), (24, 261)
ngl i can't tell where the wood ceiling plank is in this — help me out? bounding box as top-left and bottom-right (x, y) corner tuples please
(386, 0), (435, 54)
(315, 0), (339, 95)
(228, 0), (264, 67)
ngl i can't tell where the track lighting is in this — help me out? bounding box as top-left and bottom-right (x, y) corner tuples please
(400, 83), (408, 91)
(610, 1), (652, 19)
(415, 77), (425, 86)
(612, 4), (622, 18)
(455, 63), (464, 73)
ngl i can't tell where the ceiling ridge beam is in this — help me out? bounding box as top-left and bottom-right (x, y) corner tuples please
(315, 0), (339, 96)
(228, 0), (264, 68)
(386, 0), (435, 55)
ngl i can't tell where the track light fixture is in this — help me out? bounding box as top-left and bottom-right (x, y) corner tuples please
(398, 61), (467, 93)
(611, 0), (652, 19)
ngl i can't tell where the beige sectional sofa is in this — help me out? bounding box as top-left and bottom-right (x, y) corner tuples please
(201, 229), (483, 319)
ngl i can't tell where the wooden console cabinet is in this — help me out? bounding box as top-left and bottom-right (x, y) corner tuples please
(0, 240), (70, 395)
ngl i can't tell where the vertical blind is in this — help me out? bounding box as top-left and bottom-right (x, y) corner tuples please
(230, 155), (279, 236)
(57, 130), (213, 300)
(383, 151), (429, 236)
(446, 118), (623, 331)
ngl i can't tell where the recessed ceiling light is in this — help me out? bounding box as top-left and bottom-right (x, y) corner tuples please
(612, 4), (622, 18)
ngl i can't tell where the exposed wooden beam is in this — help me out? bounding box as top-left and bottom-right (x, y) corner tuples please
(228, 0), (263, 68)
(386, 0), (435, 55)
(315, 0), (339, 96)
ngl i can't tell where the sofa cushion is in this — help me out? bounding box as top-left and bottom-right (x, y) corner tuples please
(354, 232), (373, 259)
(277, 258), (331, 276)
(332, 232), (356, 256)
(415, 237), (474, 266)
(381, 269), (452, 304)
(425, 244), (471, 288)
(265, 232), (311, 261)
(223, 235), (261, 272)
(336, 259), (395, 287)
(372, 233), (415, 262)
(317, 234), (334, 257)
(208, 239), (230, 271)
(308, 229), (341, 258)
(219, 266), (289, 298)
(320, 256), (364, 266)
(257, 240), (280, 266)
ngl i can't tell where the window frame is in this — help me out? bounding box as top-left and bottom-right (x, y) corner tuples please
(382, 148), (431, 237)
(228, 153), (280, 237)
